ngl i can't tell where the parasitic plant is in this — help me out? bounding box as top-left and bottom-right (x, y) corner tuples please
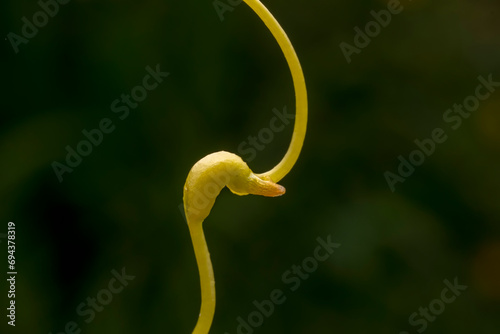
(183, 1), (307, 333)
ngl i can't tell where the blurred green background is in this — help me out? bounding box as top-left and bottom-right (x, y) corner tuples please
(1, 0), (499, 333)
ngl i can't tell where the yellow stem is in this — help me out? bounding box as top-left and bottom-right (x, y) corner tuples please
(243, 0), (308, 183)
(189, 222), (215, 334)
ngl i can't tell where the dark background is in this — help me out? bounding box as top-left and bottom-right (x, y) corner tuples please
(1, 0), (499, 333)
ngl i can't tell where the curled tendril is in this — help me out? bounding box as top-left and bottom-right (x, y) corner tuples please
(183, 1), (307, 333)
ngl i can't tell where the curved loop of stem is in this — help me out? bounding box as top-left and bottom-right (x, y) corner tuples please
(244, 0), (308, 183)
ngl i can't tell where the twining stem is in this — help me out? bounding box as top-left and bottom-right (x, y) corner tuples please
(185, 1), (308, 333)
